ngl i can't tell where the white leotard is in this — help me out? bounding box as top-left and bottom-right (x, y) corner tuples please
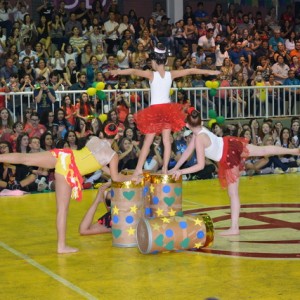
(150, 71), (172, 105)
(197, 127), (224, 162)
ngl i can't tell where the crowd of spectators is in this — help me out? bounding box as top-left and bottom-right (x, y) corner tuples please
(0, 0), (300, 194)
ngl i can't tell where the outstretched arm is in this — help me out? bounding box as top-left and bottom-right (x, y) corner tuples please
(169, 135), (206, 180)
(79, 182), (111, 235)
(109, 154), (133, 182)
(171, 68), (220, 80)
(110, 69), (153, 81)
(169, 135), (197, 172)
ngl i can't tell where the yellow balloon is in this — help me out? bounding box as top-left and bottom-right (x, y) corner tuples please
(99, 113), (107, 123)
(87, 87), (96, 96)
(205, 81), (213, 88)
(212, 81), (220, 89)
(208, 119), (217, 128)
(96, 81), (105, 91)
(169, 89), (174, 96)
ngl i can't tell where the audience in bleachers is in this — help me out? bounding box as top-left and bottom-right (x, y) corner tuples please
(0, 1), (299, 193)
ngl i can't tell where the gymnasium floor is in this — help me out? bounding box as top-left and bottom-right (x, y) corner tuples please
(1, 174), (299, 300)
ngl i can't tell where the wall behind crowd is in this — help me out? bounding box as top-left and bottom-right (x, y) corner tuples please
(27, 0), (292, 24)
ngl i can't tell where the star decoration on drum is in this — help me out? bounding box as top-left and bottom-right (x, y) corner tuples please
(156, 207), (164, 217)
(126, 226), (136, 236)
(161, 217), (171, 224)
(193, 218), (203, 226)
(112, 205), (119, 215)
(152, 223), (161, 231)
(194, 242), (203, 249)
(150, 184), (155, 193)
(168, 208), (176, 216)
(130, 205), (138, 213)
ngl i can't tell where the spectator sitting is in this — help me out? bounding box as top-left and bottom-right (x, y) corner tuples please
(24, 112), (46, 138)
(0, 58), (19, 83)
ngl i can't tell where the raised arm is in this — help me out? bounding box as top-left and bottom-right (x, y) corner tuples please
(171, 68), (220, 80)
(110, 69), (153, 80)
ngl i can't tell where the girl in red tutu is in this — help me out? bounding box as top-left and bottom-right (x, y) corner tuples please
(110, 43), (219, 178)
(169, 109), (300, 236)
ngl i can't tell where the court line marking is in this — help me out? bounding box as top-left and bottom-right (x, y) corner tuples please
(0, 241), (98, 300)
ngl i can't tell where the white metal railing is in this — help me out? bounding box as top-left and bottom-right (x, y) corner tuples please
(2, 85), (300, 122)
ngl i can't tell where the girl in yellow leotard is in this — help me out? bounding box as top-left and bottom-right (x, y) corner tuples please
(0, 123), (131, 254)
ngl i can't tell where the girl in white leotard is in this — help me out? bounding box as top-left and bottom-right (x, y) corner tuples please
(110, 43), (220, 178)
(169, 109), (300, 236)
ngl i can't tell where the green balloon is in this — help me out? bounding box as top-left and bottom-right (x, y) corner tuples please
(216, 116), (225, 124)
(96, 90), (107, 101)
(209, 88), (217, 97)
(208, 109), (217, 119)
(92, 82), (98, 88)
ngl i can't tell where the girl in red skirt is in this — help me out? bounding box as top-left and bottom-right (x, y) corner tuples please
(110, 43), (219, 178)
(169, 109), (300, 236)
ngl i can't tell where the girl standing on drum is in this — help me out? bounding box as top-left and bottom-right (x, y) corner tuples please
(169, 109), (300, 236)
(110, 43), (220, 179)
(0, 123), (131, 254)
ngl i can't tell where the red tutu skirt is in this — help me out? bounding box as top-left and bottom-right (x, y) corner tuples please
(134, 103), (186, 134)
(218, 136), (250, 189)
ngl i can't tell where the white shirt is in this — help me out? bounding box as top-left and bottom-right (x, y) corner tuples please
(198, 35), (215, 50)
(150, 71), (172, 105)
(197, 127), (223, 162)
(104, 20), (119, 40)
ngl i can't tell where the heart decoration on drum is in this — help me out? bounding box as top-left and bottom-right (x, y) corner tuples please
(164, 196), (175, 206)
(123, 191), (135, 200)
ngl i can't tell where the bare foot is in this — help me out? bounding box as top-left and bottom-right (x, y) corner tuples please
(218, 228), (240, 236)
(161, 168), (168, 174)
(132, 170), (143, 183)
(57, 245), (79, 254)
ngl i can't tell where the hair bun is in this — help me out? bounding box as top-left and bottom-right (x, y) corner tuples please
(191, 110), (199, 118)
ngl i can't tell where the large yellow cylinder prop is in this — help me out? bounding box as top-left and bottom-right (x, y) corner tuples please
(150, 174), (182, 218)
(136, 213), (214, 254)
(111, 180), (144, 247)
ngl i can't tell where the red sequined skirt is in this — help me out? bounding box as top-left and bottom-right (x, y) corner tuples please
(134, 103), (186, 134)
(218, 136), (250, 189)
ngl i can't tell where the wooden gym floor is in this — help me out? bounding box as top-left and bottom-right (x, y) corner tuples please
(0, 174), (299, 300)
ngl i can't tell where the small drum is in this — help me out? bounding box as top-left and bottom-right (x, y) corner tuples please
(111, 180), (144, 247)
(136, 213), (214, 254)
(150, 174), (182, 218)
(121, 170), (152, 217)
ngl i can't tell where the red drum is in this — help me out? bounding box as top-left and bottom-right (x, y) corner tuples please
(111, 180), (144, 247)
(136, 213), (214, 254)
(150, 174), (182, 218)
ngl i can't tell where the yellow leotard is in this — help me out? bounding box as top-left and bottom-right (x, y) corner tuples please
(52, 137), (116, 201)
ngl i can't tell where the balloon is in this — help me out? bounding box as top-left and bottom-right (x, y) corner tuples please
(208, 109), (217, 119)
(92, 82), (97, 88)
(99, 113), (107, 123)
(205, 80), (213, 88)
(87, 87), (96, 96)
(96, 81), (105, 91)
(208, 119), (217, 128)
(209, 88), (217, 97)
(216, 116), (225, 124)
(96, 90), (107, 101)
(169, 89), (174, 96)
(212, 81), (220, 89)
(130, 94), (141, 103)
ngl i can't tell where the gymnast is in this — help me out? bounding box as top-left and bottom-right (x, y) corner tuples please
(0, 123), (131, 253)
(110, 43), (220, 180)
(169, 109), (300, 236)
